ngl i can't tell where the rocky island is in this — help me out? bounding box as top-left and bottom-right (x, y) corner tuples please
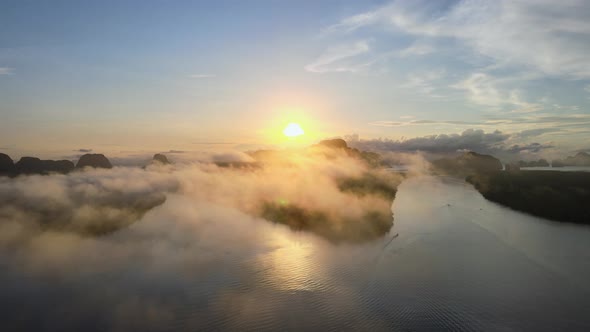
(250, 139), (400, 243)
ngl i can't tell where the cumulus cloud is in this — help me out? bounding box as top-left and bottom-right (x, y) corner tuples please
(347, 128), (560, 160)
(348, 129), (510, 155)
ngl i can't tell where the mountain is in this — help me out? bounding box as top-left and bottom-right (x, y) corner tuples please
(152, 153), (170, 165)
(432, 151), (502, 175)
(0, 153), (16, 176)
(518, 159), (550, 167)
(15, 157), (75, 175)
(76, 154), (113, 169)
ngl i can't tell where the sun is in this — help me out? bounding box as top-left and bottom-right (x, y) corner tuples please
(283, 122), (304, 137)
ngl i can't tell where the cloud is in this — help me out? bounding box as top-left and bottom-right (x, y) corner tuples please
(348, 129), (510, 154)
(322, 10), (382, 35)
(452, 73), (504, 107)
(348, 128), (558, 158)
(0, 67), (14, 75)
(506, 142), (555, 154)
(451, 73), (543, 112)
(370, 113), (590, 129)
(0, 168), (178, 236)
(0, 150), (401, 244)
(0, 152), (404, 331)
(398, 41), (434, 57)
(189, 74), (215, 78)
(0, 152), (400, 329)
(513, 128), (564, 139)
(326, 0), (590, 79)
(402, 69), (445, 95)
(370, 119), (482, 127)
(305, 40), (371, 73)
(75, 149), (93, 153)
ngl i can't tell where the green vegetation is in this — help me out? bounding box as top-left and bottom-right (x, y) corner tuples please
(337, 172), (398, 200)
(260, 201), (393, 243)
(259, 170), (399, 243)
(467, 171), (590, 224)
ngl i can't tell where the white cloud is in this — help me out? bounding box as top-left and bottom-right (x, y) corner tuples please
(452, 73), (504, 106)
(327, 0), (590, 79)
(322, 11), (382, 35)
(0, 67), (14, 75)
(398, 42), (434, 57)
(402, 69), (445, 95)
(507, 91), (543, 113)
(452, 72), (542, 112)
(305, 40), (371, 73)
(369, 113), (590, 133)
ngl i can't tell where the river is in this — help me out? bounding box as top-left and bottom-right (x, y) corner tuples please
(1, 175), (589, 331)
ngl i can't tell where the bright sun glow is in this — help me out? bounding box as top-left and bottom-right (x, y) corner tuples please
(283, 123), (304, 137)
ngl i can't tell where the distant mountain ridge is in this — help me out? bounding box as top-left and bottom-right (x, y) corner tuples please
(431, 151), (503, 175)
(0, 153), (115, 176)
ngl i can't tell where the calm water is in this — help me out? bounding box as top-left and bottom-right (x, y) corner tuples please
(1, 176), (590, 331)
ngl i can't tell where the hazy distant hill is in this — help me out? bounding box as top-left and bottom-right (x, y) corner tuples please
(552, 152), (590, 167)
(431, 151), (503, 175)
(519, 159), (550, 167)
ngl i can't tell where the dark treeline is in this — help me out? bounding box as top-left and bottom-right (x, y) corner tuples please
(467, 171), (590, 225)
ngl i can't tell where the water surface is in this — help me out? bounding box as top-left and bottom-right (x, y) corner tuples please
(1, 176), (589, 331)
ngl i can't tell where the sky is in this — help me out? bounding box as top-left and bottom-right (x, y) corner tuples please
(1, 0), (590, 159)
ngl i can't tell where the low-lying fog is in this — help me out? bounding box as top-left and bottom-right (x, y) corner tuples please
(0, 152), (589, 331)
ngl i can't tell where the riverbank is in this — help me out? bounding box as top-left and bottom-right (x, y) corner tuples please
(466, 171), (590, 224)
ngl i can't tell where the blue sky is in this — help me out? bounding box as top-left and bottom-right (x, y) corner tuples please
(1, 0), (590, 158)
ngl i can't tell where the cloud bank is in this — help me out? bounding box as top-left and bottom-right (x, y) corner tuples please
(0, 148), (408, 332)
(346, 129), (557, 160)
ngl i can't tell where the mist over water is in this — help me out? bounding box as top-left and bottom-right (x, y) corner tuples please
(0, 169), (589, 331)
